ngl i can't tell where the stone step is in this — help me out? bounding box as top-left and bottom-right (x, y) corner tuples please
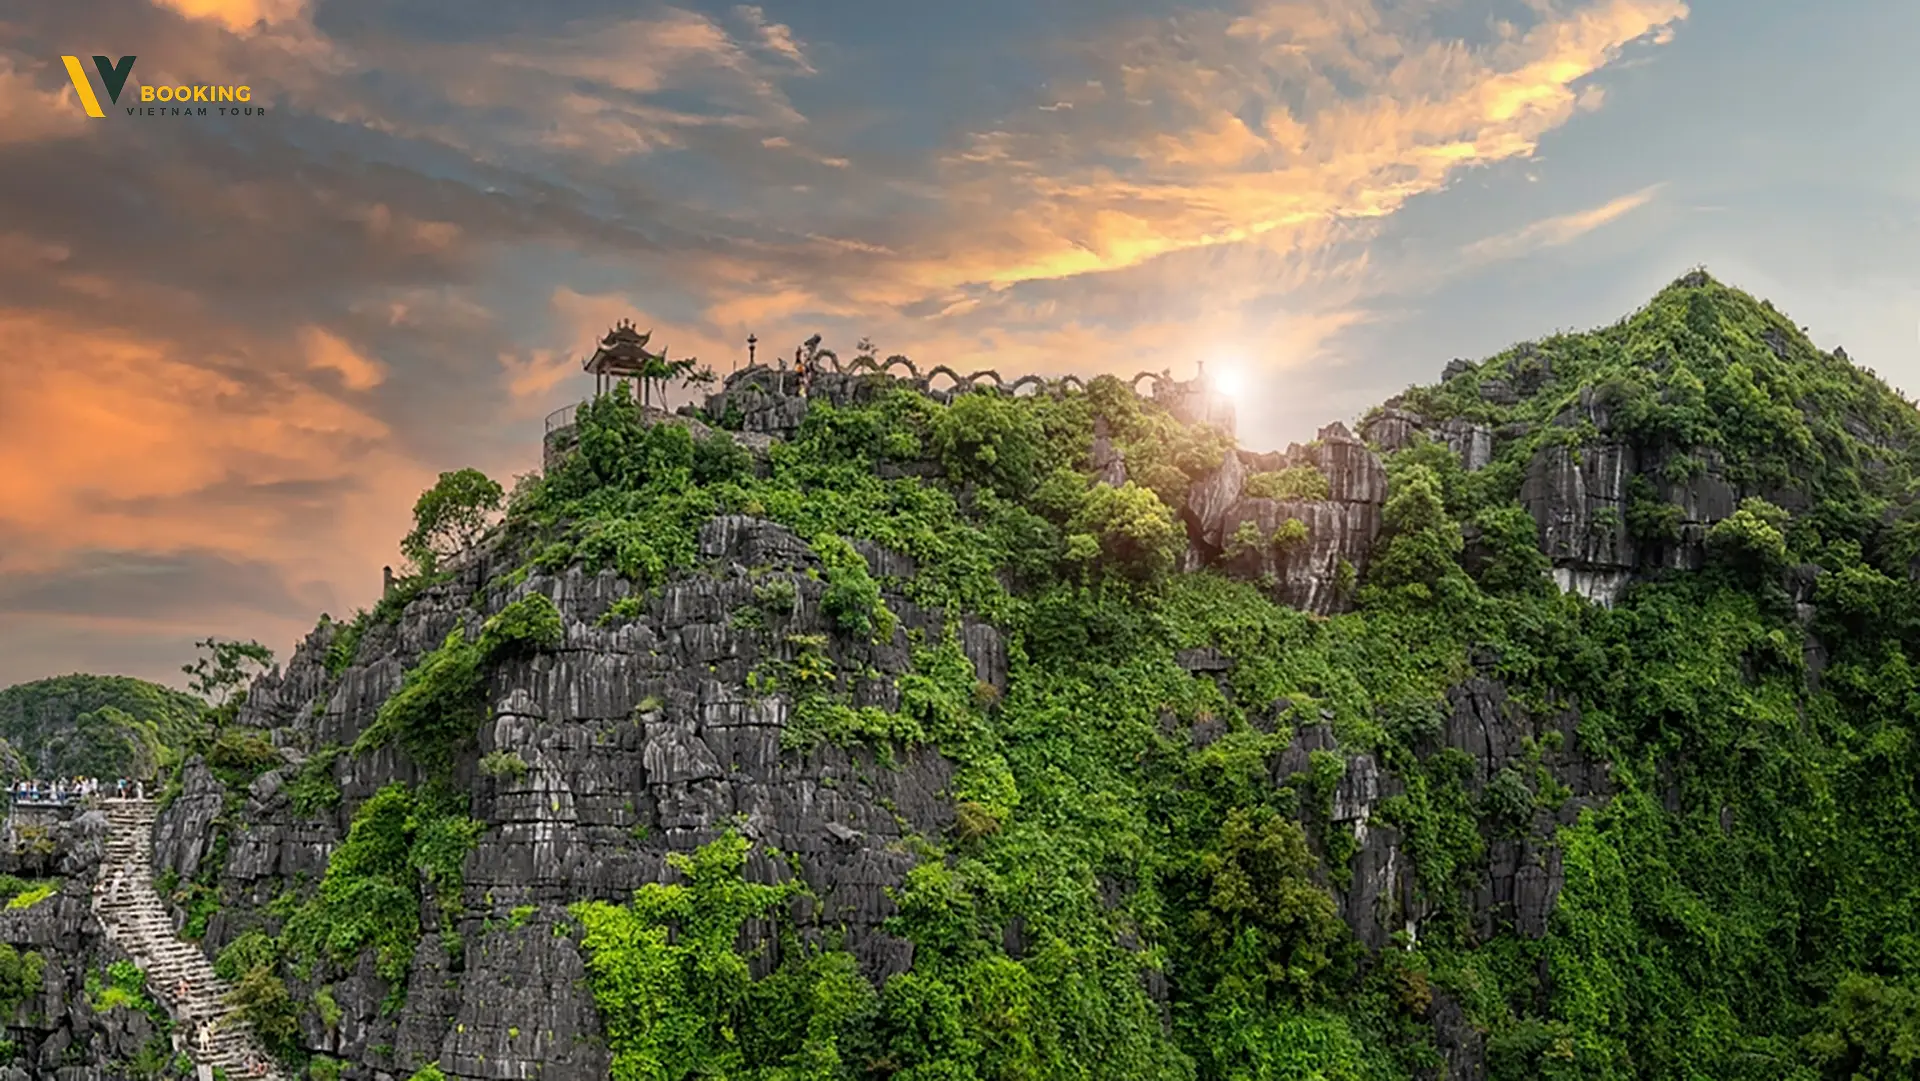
(91, 801), (283, 1079)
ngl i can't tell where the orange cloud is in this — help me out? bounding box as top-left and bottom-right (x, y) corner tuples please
(148, 0), (310, 33)
(0, 0), (1703, 686)
(301, 326), (387, 390)
(0, 307), (427, 614)
(349, 203), (462, 255)
(899, 0), (1689, 293)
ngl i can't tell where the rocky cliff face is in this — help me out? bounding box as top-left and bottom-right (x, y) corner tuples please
(1183, 421), (1389, 614)
(0, 810), (187, 1080)
(151, 516), (1010, 1081)
(77, 274), (1920, 1081)
(1368, 375), (1747, 606)
(144, 357), (1631, 1080)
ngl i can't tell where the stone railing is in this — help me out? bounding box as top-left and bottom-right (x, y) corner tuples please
(545, 402), (584, 435)
(540, 352), (1235, 474)
(729, 351), (1202, 399)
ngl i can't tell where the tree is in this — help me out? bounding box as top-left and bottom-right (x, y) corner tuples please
(1804, 972), (1920, 1080)
(633, 349), (716, 411)
(1067, 481), (1183, 582)
(1706, 496), (1790, 581)
(1471, 505), (1551, 595)
(930, 392), (1047, 496)
(181, 638), (276, 710)
(1369, 464), (1465, 592)
(401, 468), (505, 573)
(1188, 807), (1345, 1006)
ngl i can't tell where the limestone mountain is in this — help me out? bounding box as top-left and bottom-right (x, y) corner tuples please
(5, 271), (1920, 1081)
(0, 674), (206, 781)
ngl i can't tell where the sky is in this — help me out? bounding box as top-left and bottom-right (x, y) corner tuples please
(2, 0), (1918, 690)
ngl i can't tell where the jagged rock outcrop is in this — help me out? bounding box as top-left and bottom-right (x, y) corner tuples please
(1183, 422), (1388, 614)
(128, 277), (1897, 1079)
(0, 806), (207, 1080)
(1090, 416), (1128, 487)
(1266, 671), (1611, 961)
(1515, 385), (1746, 603)
(1361, 408), (1494, 473)
(1368, 374), (1753, 606)
(152, 517), (1007, 1081)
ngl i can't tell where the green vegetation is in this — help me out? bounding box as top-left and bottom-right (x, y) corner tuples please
(402, 468), (505, 574)
(87, 960), (166, 1028)
(111, 273), (1920, 1079)
(573, 833), (874, 1079)
(814, 535), (896, 643)
(478, 749), (528, 780)
(0, 675), (204, 780)
(0, 876), (54, 907)
(181, 638), (275, 710)
(1244, 463), (1332, 501)
(226, 964), (301, 1057)
(206, 728), (280, 790)
(4, 884), (55, 910)
(560, 277), (1920, 1079)
(281, 781), (483, 985)
(352, 594), (563, 772)
(0, 944), (42, 1018)
(287, 746), (345, 816)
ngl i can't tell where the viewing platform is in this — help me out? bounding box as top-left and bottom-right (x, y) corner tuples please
(541, 333), (1236, 473)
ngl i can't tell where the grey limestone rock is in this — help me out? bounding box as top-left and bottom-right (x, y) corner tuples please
(1090, 416), (1128, 487)
(1188, 423), (1388, 615)
(1439, 418), (1494, 472)
(1522, 441), (1636, 574)
(1186, 447), (1248, 551)
(1360, 409), (1493, 473)
(1516, 385), (1750, 602)
(153, 760), (224, 885)
(152, 529), (986, 1081)
(1359, 408), (1421, 452)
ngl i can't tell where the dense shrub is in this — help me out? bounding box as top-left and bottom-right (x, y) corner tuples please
(1244, 464), (1331, 501)
(272, 278), (1920, 1078)
(354, 594), (564, 771)
(280, 783), (482, 986)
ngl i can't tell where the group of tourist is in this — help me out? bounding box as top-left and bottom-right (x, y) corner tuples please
(10, 777), (144, 803)
(169, 977), (270, 1077)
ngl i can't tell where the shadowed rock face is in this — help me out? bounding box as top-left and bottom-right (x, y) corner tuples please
(0, 812), (183, 1080)
(1513, 385), (1745, 604)
(1184, 422), (1389, 614)
(1368, 379), (1753, 607)
(1263, 676), (1611, 956)
(151, 516), (1008, 1081)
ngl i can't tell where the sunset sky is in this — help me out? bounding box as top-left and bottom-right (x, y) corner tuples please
(2, 0), (1917, 689)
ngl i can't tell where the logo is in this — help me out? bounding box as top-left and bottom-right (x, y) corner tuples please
(61, 56), (135, 117)
(61, 54), (266, 118)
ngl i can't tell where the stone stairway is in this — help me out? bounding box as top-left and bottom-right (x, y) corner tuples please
(93, 798), (284, 1081)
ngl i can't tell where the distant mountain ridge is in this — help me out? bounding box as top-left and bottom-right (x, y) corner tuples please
(0, 674), (205, 780)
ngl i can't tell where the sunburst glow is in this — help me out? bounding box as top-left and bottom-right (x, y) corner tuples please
(1209, 359), (1247, 398)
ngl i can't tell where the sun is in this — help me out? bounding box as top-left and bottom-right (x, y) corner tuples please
(1208, 358), (1246, 398)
